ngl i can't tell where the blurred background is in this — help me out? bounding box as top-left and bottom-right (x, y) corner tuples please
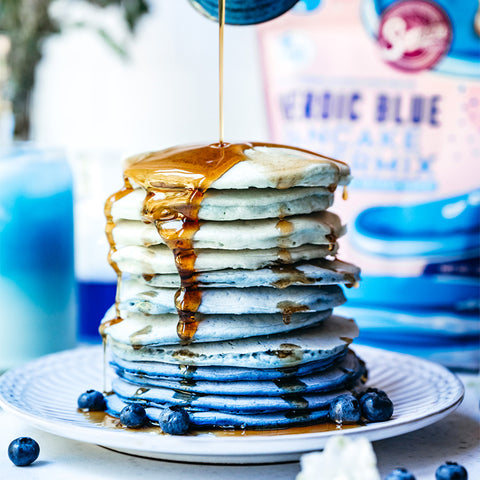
(0, 0), (478, 370)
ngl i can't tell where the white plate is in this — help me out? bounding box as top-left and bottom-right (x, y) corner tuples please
(0, 345), (464, 464)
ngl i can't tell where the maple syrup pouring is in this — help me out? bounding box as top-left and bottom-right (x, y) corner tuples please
(218, 0), (225, 144)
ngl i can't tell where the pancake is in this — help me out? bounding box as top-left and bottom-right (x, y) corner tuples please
(119, 280), (346, 315)
(123, 144), (350, 191)
(105, 393), (332, 428)
(108, 314), (359, 368)
(102, 308), (333, 345)
(106, 348), (365, 419)
(111, 243), (339, 275)
(113, 349), (365, 396)
(111, 211), (345, 250)
(111, 376), (358, 413)
(109, 350), (347, 381)
(111, 186), (335, 221)
(134, 258), (360, 288)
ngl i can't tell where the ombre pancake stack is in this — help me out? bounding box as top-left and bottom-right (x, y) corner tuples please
(101, 142), (366, 430)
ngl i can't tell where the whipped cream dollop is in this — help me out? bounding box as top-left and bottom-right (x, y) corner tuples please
(296, 436), (380, 480)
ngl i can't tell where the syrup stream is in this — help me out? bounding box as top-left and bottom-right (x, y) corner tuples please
(218, 0), (225, 144)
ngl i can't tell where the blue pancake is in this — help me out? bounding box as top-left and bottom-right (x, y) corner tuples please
(112, 349), (365, 396)
(109, 349), (347, 381)
(120, 283), (346, 315)
(134, 258), (360, 289)
(102, 308), (333, 345)
(111, 375), (364, 414)
(185, 408), (330, 428)
(106, 393), (331, 428)
(108, 314), (359, 369)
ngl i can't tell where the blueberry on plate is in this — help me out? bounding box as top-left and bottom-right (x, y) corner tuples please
(120, 403), (148, 428)
(328, 393), (361, 424)
(77, 389), (106, 411)
(435, 461), (468, 480)
(8, 437), (40, 467)
(158, 406), (191, 435)
(359, 387), (386, 397)
(385, 467), (416, 480)
(358, 388), (393, 422)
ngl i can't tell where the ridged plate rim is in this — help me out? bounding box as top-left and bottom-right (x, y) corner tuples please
(0, 345), (464, 463)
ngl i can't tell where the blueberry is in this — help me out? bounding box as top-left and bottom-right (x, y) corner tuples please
(359, 389), (393, 422)
(8, 437), (40, 467)
(120, 403), (148, 428)
(385, 467), (416, 480)
(329, 394), (361, 424)
(77, 389), (106, 411)
(158, 406), (191, 435)
(359, 387), (388, 398)
(436, 461), (468, 480)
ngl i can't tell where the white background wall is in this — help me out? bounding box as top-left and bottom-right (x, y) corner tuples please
(31, 0), (268, 154)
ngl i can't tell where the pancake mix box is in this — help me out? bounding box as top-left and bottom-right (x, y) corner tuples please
(258, 0), (480, 369)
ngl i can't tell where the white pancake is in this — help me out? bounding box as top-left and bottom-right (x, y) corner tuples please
(111, 243), (338, 274)
(125, 145), (350, 191)
(119, 280), (345, 314)
(108, 314), (359, 368)
(102, 307), (333, 345)
(111, 186), (334, 222)
(111, 211), (344, 250)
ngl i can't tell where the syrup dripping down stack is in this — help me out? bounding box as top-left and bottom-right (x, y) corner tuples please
(101, 142), (366, 429)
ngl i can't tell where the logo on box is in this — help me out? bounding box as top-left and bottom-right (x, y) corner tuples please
(378, 0), (452, 72)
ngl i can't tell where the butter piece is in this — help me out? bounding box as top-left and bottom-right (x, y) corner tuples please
(296, 436), (380, 480)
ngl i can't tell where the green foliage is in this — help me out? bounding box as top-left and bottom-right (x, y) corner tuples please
(0, 0), (150, 139)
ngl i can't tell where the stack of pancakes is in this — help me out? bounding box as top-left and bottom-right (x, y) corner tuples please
(101, 143), (365, 429)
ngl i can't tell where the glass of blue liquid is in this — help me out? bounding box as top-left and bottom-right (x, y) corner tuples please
(0, 145), (76, 370)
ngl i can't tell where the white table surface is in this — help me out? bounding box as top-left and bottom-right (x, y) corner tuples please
(1, 374), (478, 480)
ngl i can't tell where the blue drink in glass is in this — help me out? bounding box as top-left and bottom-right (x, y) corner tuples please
(0, 146), (76, 369)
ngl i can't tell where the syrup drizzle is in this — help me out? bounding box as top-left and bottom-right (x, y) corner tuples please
(102, 186), (134, 391)
(125, 142), (253, 342)
(80, 409), (361, 436)
(218, 0), (225, 144)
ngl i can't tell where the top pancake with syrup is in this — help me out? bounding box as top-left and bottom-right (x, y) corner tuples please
(122, 143), (350, 192)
